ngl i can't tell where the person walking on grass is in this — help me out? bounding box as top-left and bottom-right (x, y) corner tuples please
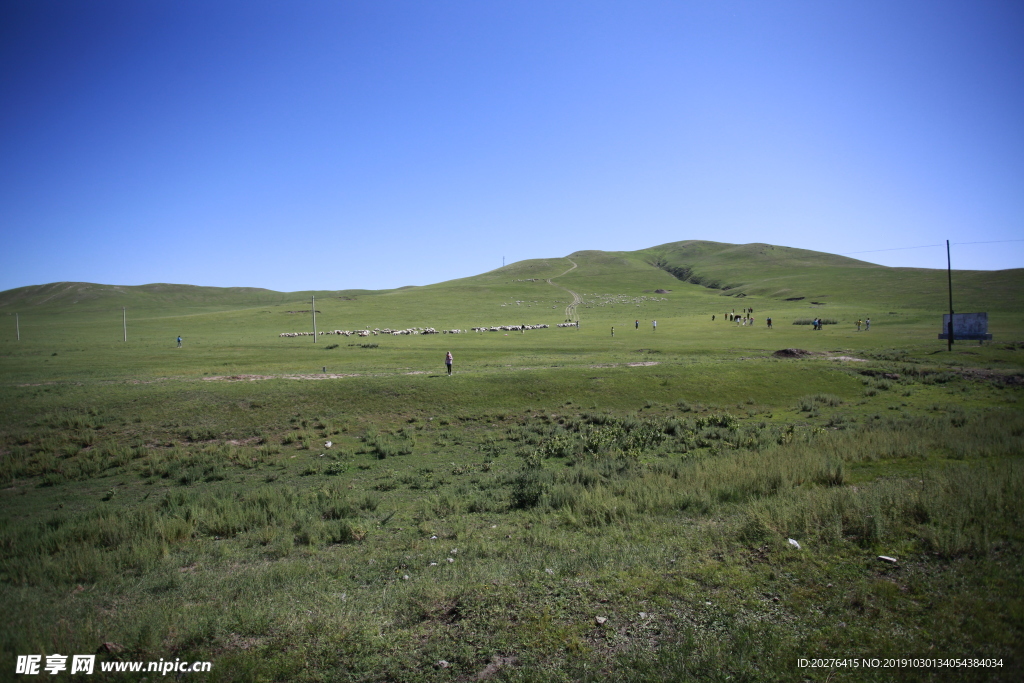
(652, 320), (657, 332)
(177, 336), (182, 348)
(865, 318), (871, 331)
(767, 317), (772, 329)
(635, 319), (639, 330)
(445, 351), (453, 376)
(856, 319), (862, 331)
(611, 326), (615, 337)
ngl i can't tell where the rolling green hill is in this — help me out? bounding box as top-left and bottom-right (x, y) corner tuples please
(3, 240), (1018, 319)
(637, 240), (1024, 311)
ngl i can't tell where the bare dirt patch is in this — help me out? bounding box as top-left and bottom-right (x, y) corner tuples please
(202, 375), (276, 382)
(202, 373), (360, 382)
(959, 368), (1024, 386)
(473, 655), (519, 681)
(626, 361), (660, 367)
(772, 348), (818, 358)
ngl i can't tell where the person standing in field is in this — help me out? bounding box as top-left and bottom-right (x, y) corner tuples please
(652, 320), (657, 332)
(445, 351), (453, 376)
(856, 319), (862, 331)
(865, 318), (871, 331)
(767, 317), (772, 329)
(611, 326), (615, 336)
(635, 319), (639, 330)
(712, 315), (715, 321)
(177, 336), (182, 348)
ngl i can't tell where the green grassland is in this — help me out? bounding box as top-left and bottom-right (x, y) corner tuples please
(1, 241), (1023, 682)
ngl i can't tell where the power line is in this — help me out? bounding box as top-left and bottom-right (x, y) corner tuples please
(841, 244), (942, 255)
(840, 239), (1023, 256)
(952, 239), (1024, 246)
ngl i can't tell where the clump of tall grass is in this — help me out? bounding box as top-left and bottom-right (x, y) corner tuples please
(504, 408), (1023, 529)
(182, 427), (218, 442)
(42, 409), (103, 431)
(364, 428), (414, 459)
(741, 460), (1024, 556)
(797, 394), (843, 412)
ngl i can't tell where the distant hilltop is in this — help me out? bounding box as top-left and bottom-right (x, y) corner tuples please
(2, 240), (1022, 314)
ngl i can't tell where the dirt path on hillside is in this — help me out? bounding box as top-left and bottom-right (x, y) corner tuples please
(547, 259), (582, 322)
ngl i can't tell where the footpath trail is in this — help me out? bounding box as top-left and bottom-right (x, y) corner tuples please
(547, 259), (582, 322)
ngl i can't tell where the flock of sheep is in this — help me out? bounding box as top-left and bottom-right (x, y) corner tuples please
(279, 324), (552, 338)
(582, 294), (668, 309)
(469, 324), (550, 332)
(280, 328), (447, 338)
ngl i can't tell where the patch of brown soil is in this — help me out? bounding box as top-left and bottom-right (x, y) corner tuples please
(959, 368), (1024, 386)
(472, 655), (519, 681)
(202, 375), (275, 382)
(772, 348), (817, 358)
(202, 373), (359, 382)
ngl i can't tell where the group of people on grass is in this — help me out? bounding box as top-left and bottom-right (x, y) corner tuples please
(721, 308), (758, 326)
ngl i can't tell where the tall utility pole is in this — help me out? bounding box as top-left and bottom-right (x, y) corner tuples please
(946, 240), (954, 352)
(123, 307), (127, 342)
(311, 295), (317, 343)
(15, 313), (20, 341)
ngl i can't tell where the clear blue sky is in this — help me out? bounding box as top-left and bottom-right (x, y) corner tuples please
(1, 0), (1021, 292)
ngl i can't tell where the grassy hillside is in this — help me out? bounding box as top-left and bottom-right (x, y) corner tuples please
(637, 240), (1024, 312)
(1, 242), (1023, 681)
(3, 240), (1020, 329)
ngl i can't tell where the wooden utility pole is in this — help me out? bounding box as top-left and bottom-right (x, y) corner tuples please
(946, 240), (954, 352)
(123, 307), (127, 343)
(312, 295), (317, 343)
